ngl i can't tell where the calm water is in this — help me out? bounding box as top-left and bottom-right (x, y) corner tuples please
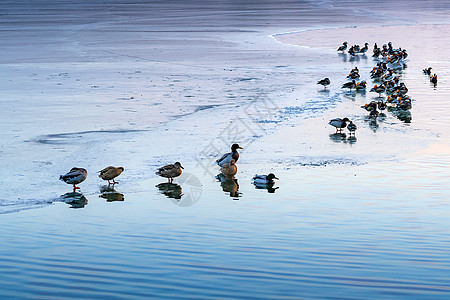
(1, 1), (450, 299)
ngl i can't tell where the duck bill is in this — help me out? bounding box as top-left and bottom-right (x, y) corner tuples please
(274, 177), (279, 180)
(238, 146), (243, 149)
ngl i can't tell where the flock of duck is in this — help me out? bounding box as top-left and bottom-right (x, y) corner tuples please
(60, 41), (438, 198)
(59, 143), (277, 196)
(318, 40), (432, 133)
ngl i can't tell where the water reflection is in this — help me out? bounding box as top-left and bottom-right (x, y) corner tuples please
(389, 107), (412, 123)
(252, 182), (279, 193)
(349, 55), (360, 63)
(156, 182), (183, 200)
(329, 133), (357, 144)
(99, 185), (124, 202)
(216, 174), (241, 199)
(338, 52), (347, 62)
(329, 132), (347, 142)
(318, 88), (330, 95)
(60, 192), (88, 209)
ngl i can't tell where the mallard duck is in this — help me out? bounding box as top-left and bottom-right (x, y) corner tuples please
(156, 162), (183, 183)
(337, 41), (348, 52)
(359, 42), (369, 54)
(216, 143), (243, 167)
(329, 117), (350, 132)
(60, 167), (87, 191)
(317, 78), (330, 88)
(252, 173), (279, 185)
(423, 67), (432, 75)
(98, 166), (124, 185)
(347, 121), (357, 135)
(342, 80), (356, 89)
(220, 159), (237, 178)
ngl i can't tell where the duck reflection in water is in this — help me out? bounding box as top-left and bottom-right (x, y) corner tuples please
(329, 132), (357, 144)
(329, 132), (347, 143)
(338, 52), (347, 62)
(216, 173), (241, 199)
(99, 185), (124, 202)
(156, 182), (183, 199)
(60, 192), (88, 208)
(389, 107), (412, 123)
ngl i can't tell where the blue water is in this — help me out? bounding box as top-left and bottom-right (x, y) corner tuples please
(1, 1), (450, 299)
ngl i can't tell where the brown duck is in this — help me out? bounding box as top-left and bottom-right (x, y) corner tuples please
(156, 162), (184, 183)
(98, 166), (124, 185)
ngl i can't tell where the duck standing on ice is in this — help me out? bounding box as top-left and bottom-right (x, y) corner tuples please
(430, 74), (438, 87)
(60, 167), (87, 192)
(329, 118), (350, 133)
(317, 78), (331, 89)
(337, 42), (348, 52)
(156, 162), (183, 183)
(347, 121), (357, 135)
(98, 166), (124, 185)
(216, 143), (243, 167)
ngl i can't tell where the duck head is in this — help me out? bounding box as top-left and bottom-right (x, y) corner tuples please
(267, 173), (279, 181)
(174, 162), (184, 169)
(231, 144), (243, 151)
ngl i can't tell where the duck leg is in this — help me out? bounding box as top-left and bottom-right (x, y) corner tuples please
(72, 184), (80, 192)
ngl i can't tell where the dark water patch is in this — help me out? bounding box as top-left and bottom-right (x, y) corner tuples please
(237, 77), (259, 82)
(194, 104), (222, 113)
(32, 129), (146, 145)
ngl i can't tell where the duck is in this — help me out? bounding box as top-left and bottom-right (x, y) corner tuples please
(337, 41), (348, 52)
(342, 80), (356, 89)
(156, 162), (183, 183)
(359, 42), (369, 54)
(398, 82), (408, 93)
(348, 46), (357, 56)
(317, 77), (331, 88)
(355, 81), (367, 90)
(430, 74), (438, 87)
(423, 67), (432, 75)
(216, 143), (243, 167)
(220, 159), (237, 178)
(252, 173), (279, 185)
(98, 166), (124, 185)
(347, 72), (360, 79)
(347, 121), (357, 135)
(329, 117), (350, 132)
(60, 167), (87, 192)
(361, 101), (378, 112)
(378, 100), (387, 111)
(370, 84), (386, 96)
